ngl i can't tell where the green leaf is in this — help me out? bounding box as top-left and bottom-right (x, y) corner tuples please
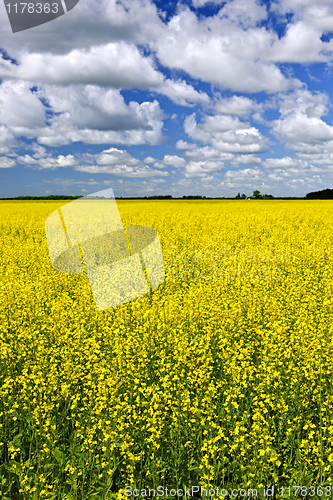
(53, 448), (65, 464)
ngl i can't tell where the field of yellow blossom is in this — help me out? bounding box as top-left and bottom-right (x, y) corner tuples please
(1, 199), (333, 499)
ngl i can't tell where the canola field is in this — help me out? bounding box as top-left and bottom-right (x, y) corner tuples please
(1, 199), (333, 499)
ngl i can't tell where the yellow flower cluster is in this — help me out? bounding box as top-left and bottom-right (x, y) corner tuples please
(1, 199), (333, 499)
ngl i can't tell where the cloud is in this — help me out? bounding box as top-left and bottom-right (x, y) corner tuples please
(217, 0), (268, 29)
(42, 178), (100, 186)
(184, 146), (235, 162)
(15, 146), (171, 178)
(0, 43), (164, 89)
(271, 0), (333, 18)
(143, 156), (156, 163)
(271, 89), (333, 153)
(30, 144), (49, 159)
(0, 157), (16, 168)
(0, 81), (165, 147)
(268, 21), (331, 63)
(176, 146), (263, 178)
(89, 148), (140, 166)
(267, 1), (333, 63)
(295, 151), (333, 165)
(152, 161), (167, 169)
(17, 153), (77, 169)
(0, 0), (164, 52)
(152, 6), (298, 94)
(0, 0), (332, 102)
(152, 79), (211, 107)
(0, 125), (24, 155)
(191, 0), (225, 7)
(184, 113), (270, 153)
(162, 155), (187, 168)
(213, 94), (262, 117)
(175, 140), (197, 150)
(191, 0), (268, 27)
(230, 154), (263, 164)
(0, 80), (46, 128)
(74, 164), (170, 177)
(223, 166), (265, 184)
(184, 160), (226, 178)
(151, 0), (333, 94)
(262, 157), (302, 169)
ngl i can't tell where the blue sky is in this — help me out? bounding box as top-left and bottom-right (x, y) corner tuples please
(1, 0), (333, 198)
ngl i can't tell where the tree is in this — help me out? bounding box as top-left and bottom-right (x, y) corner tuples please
(305, 188), (333, 200)
(251, 190), (274, 200)
(241, 193), (247, 199)
(262, 194), (274, 199)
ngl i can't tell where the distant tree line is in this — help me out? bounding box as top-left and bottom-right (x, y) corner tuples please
(248, 190), (275, 199)
(147, 195), (173, 199)
(0, 195), (83, 200)
(305, 188), (333, 200)
(2, 189), (333, 200)
(182, 195), (206, 199)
